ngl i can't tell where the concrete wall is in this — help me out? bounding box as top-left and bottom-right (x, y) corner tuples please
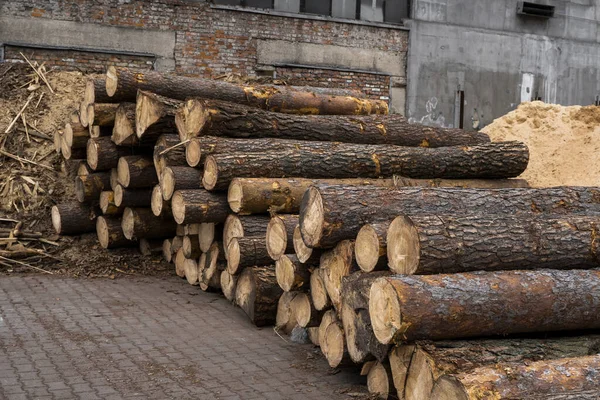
(407, 0), (600, 128)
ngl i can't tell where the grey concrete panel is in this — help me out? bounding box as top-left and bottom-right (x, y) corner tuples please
(332, 0), (357, 19)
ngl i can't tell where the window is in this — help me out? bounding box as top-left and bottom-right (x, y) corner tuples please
(302, 0), (332, 16)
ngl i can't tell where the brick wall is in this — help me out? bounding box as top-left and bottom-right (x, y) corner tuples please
(1, 0), (407, 101)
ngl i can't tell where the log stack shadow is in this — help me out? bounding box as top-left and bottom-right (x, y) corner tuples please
(52, 66), (600, 399)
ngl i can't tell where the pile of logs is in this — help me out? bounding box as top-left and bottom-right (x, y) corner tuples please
(51, 66), (600, 399)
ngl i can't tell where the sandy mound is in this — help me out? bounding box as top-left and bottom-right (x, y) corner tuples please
(482, 101), (600, 187)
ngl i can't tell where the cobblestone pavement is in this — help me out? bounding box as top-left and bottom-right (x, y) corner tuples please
(0, 275), (366, 399)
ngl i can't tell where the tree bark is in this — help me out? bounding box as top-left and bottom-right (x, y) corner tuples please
(151, 185), (171, 217)
(96, 216), (136, 249)
(171, 189), (229, 224)
(203, 142), (529, 190)
(112, 102), (137, 146)
(75, 172), (111, 203)
(160, 166), (203, 201)
(182, 235), (201, 259)
(139, 238), (164, 256)
(136, 90), (182, 141)
(51, 202), (99, 235)
(113, 184), (153, 208)
(154, 134), (187, 180)
(300, 185), (600, 249)
(176, 98), (488, 146)
(355, 220), (392, 272)
(393, 177), (529, 189)
(107, 66), (387, 116)
(342, 271), (393, 311)
(388, 214), (600, 275)
(223, 215), (271, 249)
(276, 291), (300, 334)
(86, 137), (133, 171)
(228, 177), (396, 215)
(121, 207), (177, 240)
(369, 269), (600, 344)
(293, 225), (323, 264)
(341, 304), (390, 364)
(84, 77), (112, 108)
(99, 191), (124, 216)
(220, 269), (238, 303)
(275, 254), (313, 292)
(266, 215), (298, 261)
(117, 155), (158, 188)
(235, 265), (282, 327)
(88, 103), (118, 127)
(64, 120), (88, 148)
(226, 236), (272, 275)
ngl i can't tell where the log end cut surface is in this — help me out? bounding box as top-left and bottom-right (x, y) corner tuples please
(367, 362), (391, 399)
(51, 206), (62, 235)
(171, 191), (186, 225)
(324, 322), (345, 368)
(185, 138), (202, 167)
(369, 278), (402, 345)
(266, 216), (287, 261)
(293, 225), (313, 263)
(293, 292), (312, 328)
(202, 156), (218, 190)
(226, 238), (241, 275)
(387, 215), (420, 275)
(227, 179), (244, 213)
(96, 216), (111, 249)
(275, 255), (295, 292)
(430, 377), (469, 400)
(299, 187), (324, 248)
(355, 224), (383, 273)
(105, 66), (118, 97)
(121, 208), (135, 240)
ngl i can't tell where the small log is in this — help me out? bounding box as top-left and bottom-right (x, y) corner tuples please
(107, 66), (387, 116)
(370, 269), (600, 344)
(366, 361), (394, 400)
(226, 236), (272, 275)
(185, 137), (202, 167)
(300, 185), (600, 249)
(77, 161), (93, 176)
(99, 191), (124, 216)
(182, 235), (201, 259)
(111, 102), (137, 146)
(139, 238), (163, 256)
(88, 103), (118, 127)
(113, 184), (153, 208)
(171, 235), (184, 255)
(318, 309), (337, 348)
(136, 90), (182, 141)
(160, 166), (202, 201)
(171, 189), (229, 224)
(202, 142), (529, 190)
(154, 134), (187, 180)
(266, 215), (298, 261)
(117, 155), (158, 188)
(110, 168), (119, 190)
(220, 269), (238, 303)
(228, 177), (396, 215)
(96, 216), (135, 249)
(291, 292), (324, 328)
(75, 173), (111, 203)
(310, 267), (331, 311)
(89, 125), (112, 139)
(322, 240), (358, 312)
(183, 224), (200, 236)
(174, 247), (186, 278)
(276, 291), (300, 334)
(342, 271), (392, 311)
(235, 265), (282, 326)
(293, 225), (323, 264)
(184, 258), (199, 286)
(121, 207), (177, 240)
(83, 78), (112, 111)
(64, 121), (88, 149)
(275, 254), (313, 292)
(51, 202), (98, 235)
(151, 185), (171, 217)
(341, 304), (371, 364)
(222, 215), (270, 249)
(62, 159), (86, 178)
(355, 220), (392, 273)
(200, 241), (226, 291)
(322, 316), (351, 368)
(87, 137), (132, 171)
(61, 139), (87, 160)
(199, 222), (221, 253)
(389, 345), (417, 400)
(162, 238), (173, 262)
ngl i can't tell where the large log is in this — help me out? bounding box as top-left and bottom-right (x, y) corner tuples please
(175, 98), (488, 145)
(154, 134), (187, 180)
(355, 220), (392, 273)
(113, 184), (153, 208)
(171, 189), (229, 224)
(117, 155), (158, 188)
(228, 177), (396, 215)
(160, 166), (202, 201)
(121, 207), (177, 240)
(135, 91), (181, 140)
(234, 266), (282, 327)
(387, 214), (600, 275)
(404, 336), (600, 400)
(266, 214), (298, 261)
(107, 66), (387, 115)
(87, 137), (132, 171)
(202, 142), (529, 190)
(341, 305), (390, 364)
(75, 173), (111, 203)
(222, 215), (271, 249)
(369, 269), (600, 344)
(275, 254), (314, 292)
(111, 102), (137, 146)
(87, 103), (118, 128)
(96, 216), (135, 249)
(225, 236), (272, 275)
(51, 202), (98, 235)
(300, 185), (600, 248)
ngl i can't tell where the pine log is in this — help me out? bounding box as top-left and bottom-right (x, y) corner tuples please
(99, 191), (124, 216)
(75, 173), (111, 203)
(228, 177), (396, 215)
(185, 137), (202, 167)
(220, 269), (238, 303)
(393, 177), (529, 189)
(322, 316), (351, 368)
(342, 271), (392, 312)
(171, 235), (184, 255)
(174, 247), (186, 278)
(154, 134), (187, 180)
(96, 216), (135, 249)
(136, 91), (182, 140)
(200, 241), (226, 291)
(64, 120), (88, 149)
(322, 240), (359, 312)
(431, 356), (600, 400)
(355, 220), (392, 272)
(61, 139), (87, 160)
(266, 215), (298, 261)
(275, 254), (313, 292)
(175, 98), (487, 146)
(121, 207), (177, 240)
(162, 238), (173, 262)
(226, 236), (272, 275)
(341, 305), (374, 364)
(389, 345), (417, 400)
(171, 189), (229, 225)
(370, 269), (600, 344)
(183, 224), (200, 236)
(300, 185), (600, 248)
(199, 222), (222, 253)
(51, 202), (98, 235)
(113, 184), (153, 208)
(139, 238), (163, 256)
(182, 235), (201, 259)
(107, 66), (387, 116)
(222, 215), (271, 249)
(84, 78), (112, 110)
(151, 185), (171, 217)
(365, 361), (394, 400)
(310, 267), (331, 311)
(88, 103), (118, 127)
(405, 336), (600, 400)
(183, 258), (199, 285)
(388, 214), (600, 275)
(117, 155), (158, 188)
(112, 102), (137, 146)
(160, 166), (202, 201)
(203, 142), (529, 190)
(291, 292), (324, 328)
(62, 159), (86, 178)
(109, 168), (119, 190)
(293, 225), (323, 264)
(235, 265), (282, 327)
(318, 309), (338, 350)
(276, 291), (300, 334)
(87, 137), (132, 171)
(89, 125), (112, 139)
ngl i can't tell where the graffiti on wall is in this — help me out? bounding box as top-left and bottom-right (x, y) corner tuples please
(408, 97), (452, 128)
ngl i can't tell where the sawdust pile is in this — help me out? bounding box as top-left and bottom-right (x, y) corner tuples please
(482, 101), (600, 187)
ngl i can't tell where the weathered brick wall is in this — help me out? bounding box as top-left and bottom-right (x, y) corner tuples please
(1, 0), (407, 101)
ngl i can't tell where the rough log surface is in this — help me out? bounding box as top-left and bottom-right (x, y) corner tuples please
(96, 216), (135, 249)
(75, 173), (111, 203)
(226, 236), (272, 275)
(235, 266), (282, 327)
(121, 207), (177, 240)
(51, 203), (98, 235)
(171, 190), (229, 225)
